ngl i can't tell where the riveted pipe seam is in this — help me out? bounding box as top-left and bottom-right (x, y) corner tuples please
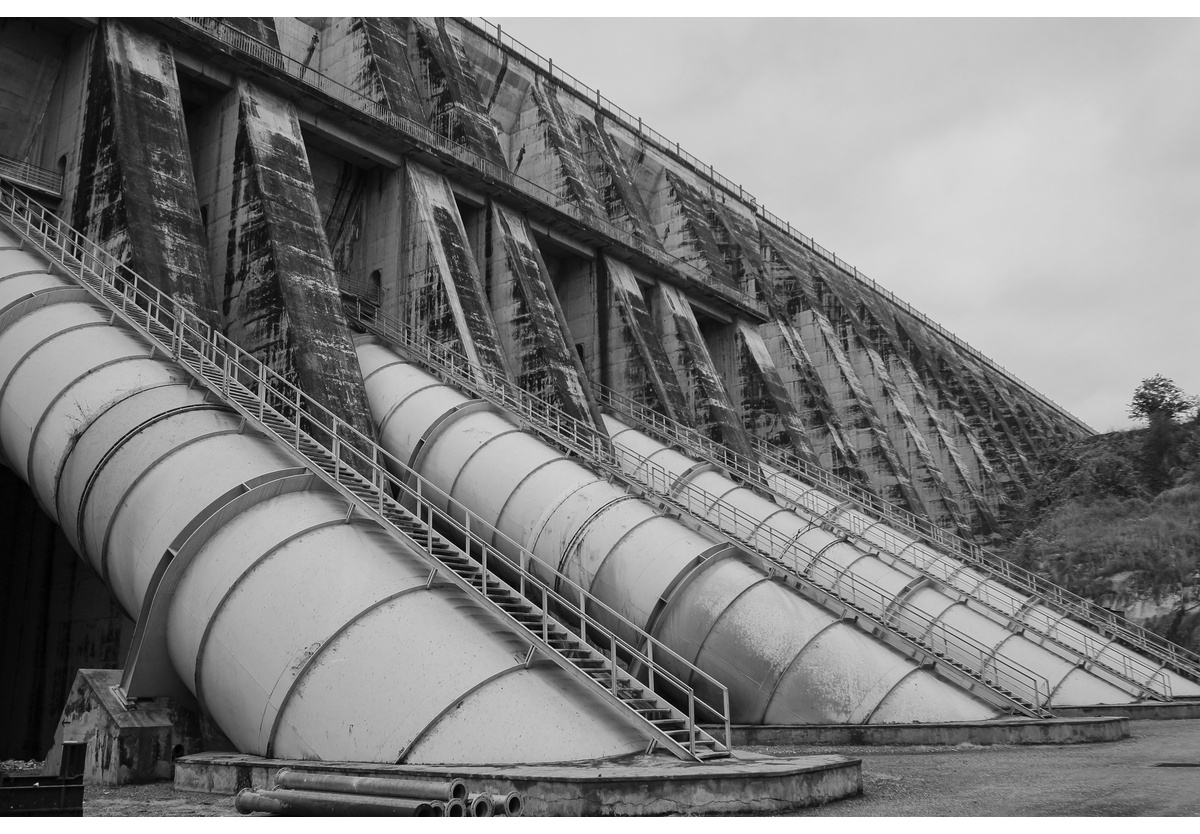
(265, 583), (439, 757)
(758, 616), (859, 723)
(548, 493), (641, 579)
(860, 666), (935, 724)
(397, 659), (527, 764)
(122, 471), (320, 702)
(824, 550), (881, 596)
(686, 575), (776, 680)
(641, 543), (741, 663)
(409, 399), (495, 477)
(443, 425), (529, 516)
(743, 506), (801, 552)
(98, 427), (248, 591)
(523, 480), (619, 575)
(374, 378), (446, 442)
(25, 352), (166, 496)
(881, 576), (932, 626)
(0, 267), (62, 287)
(67, 400), (232, 568)
(489, 455), (574, 551)
(119, 475), (292, 696)
(0, 287), (92, 335)
(0, 319), (116, 443)
(46, 383), (207, 522)
(192, 515), (362, 715)
(559, 504), (664, 594)
(667, 460), (719, 500)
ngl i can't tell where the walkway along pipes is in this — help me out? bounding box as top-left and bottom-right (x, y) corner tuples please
(0, 206), (656, 765)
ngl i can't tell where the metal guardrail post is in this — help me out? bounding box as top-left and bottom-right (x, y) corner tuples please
(2, 181), (734, 759)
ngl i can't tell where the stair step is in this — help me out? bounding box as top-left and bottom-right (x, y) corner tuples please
(651, 718), (685, 728)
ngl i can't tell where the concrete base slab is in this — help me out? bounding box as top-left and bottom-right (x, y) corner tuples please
(1052, 701), (1200, 721)
(718, 716), (1129, 747)
(174, 750), (862, 816)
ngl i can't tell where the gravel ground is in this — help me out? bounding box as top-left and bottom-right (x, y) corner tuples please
(759, 718), (1200, 816)
(8, 718), (1198, 816)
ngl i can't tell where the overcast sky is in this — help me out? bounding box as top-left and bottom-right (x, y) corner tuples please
(489, 16), (1199, 433)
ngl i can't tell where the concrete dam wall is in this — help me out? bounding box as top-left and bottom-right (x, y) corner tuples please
(1, 16), (1197, 769)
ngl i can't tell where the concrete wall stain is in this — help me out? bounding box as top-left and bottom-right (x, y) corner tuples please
(402, 162), (511, 383)
(604, 256), (692, 425)
(488, 202), (608, 433)
(408, 18), (507, 167)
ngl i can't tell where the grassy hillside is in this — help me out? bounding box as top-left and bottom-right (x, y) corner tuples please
(994, 418), (1200, 653)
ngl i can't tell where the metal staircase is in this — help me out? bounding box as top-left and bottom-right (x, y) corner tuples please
(344, 300), (1056, 718)
(169, 13), (1198, 699)
(0, 182), (731, 763)
(594, 385), (1197, 700)
(0, 154), (63, 200)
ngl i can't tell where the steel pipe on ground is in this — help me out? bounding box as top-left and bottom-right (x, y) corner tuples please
(493, 791), (523, 817)
(432, 799), (467, 816)
(467, 793), (494, 816)
(235, 788), (435, 816)
(356, 337), (1000, 724)
(274, 770), (466, 802)
(0, 227), (649, 765)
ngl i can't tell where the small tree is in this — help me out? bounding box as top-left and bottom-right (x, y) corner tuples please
(1129, 375), (1197, 424)
(1131, 375), (1197, 492)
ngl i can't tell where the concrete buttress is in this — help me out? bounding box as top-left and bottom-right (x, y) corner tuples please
(72, 20), (220, 326)
(401, 160), (511, 384)
(487, 202), (608, 432)
(195, 79), (376, 446)
(602, 255), (693, 425)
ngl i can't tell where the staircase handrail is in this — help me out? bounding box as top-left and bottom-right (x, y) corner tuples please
(345, 302), (1055, 715)
(593, 382), (1200, 689)
(610, 441), (1056, 714)
(347, 301), (1175, 702)
(0, 182), (730, 758)
(0, 153), (63, 197)
(173, 13), (1145, 678)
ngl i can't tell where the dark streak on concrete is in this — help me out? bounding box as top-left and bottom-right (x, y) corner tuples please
(489, 203), (608, 433)
(527, 79), (604, 216)
(408, 18), (507, 168)
(734, 321), (820, 469)
(603, 256), (692, 425)
(655, 283), (758, 464)
(661, 171), (734, 288)
(401, 162), (509, 382)
(321, 161), (367, 279)
(759, 225), (925, 517)
(815, 267), (1005, 533)
(578, 115), (660, 246)
(224, 80), (376, 454)
(73, 21), (220, 326)
(352, 18), (427, 124)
